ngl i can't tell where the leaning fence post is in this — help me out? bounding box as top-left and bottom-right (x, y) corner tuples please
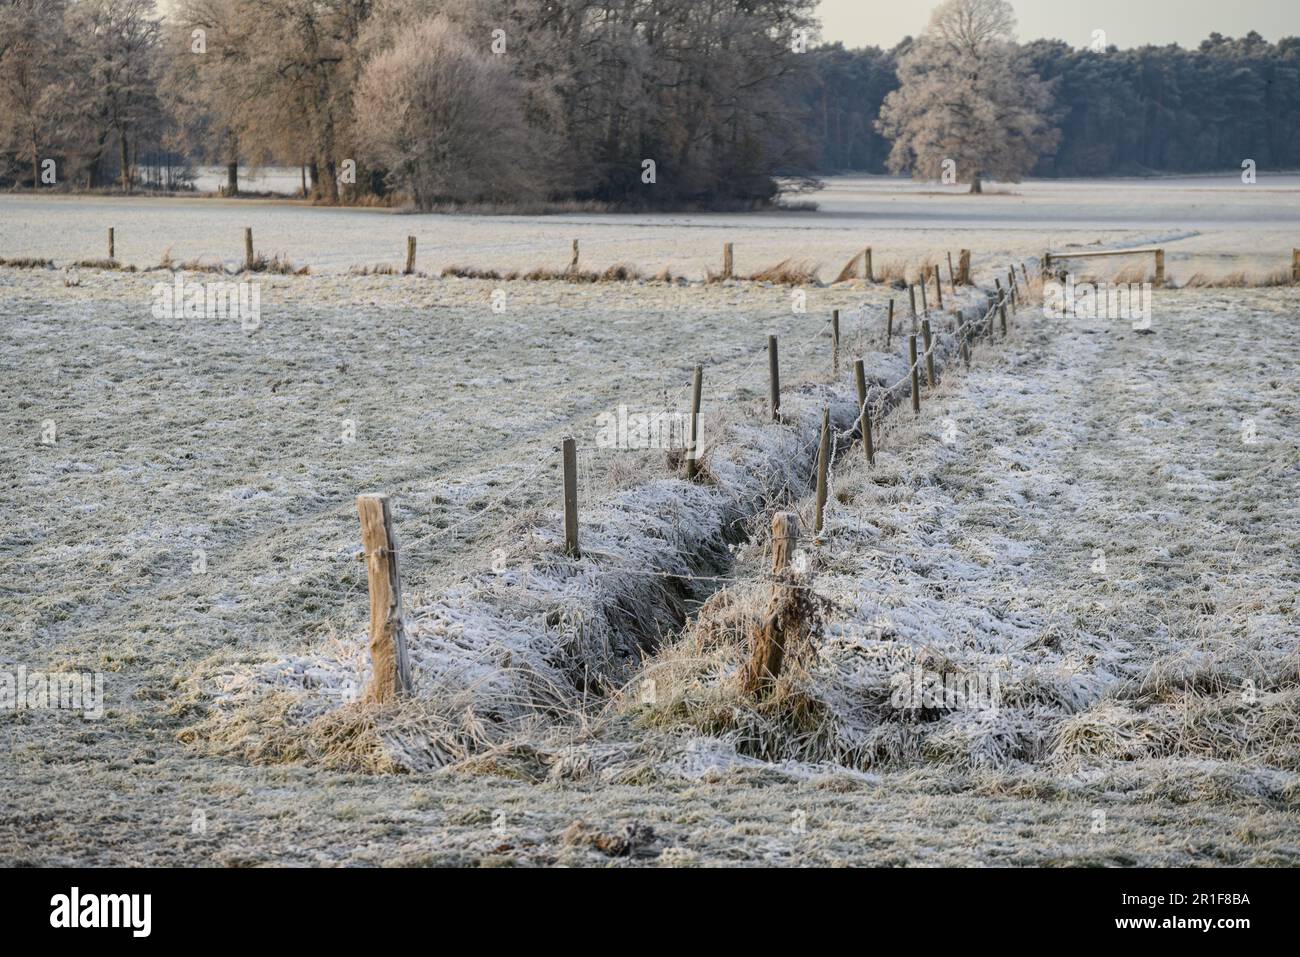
(831, 309), (841, 376)
(108, 227), (115, 260)
(404, 236), (417, 275)
(723, 242), (734, 280)
(886, 299), (895, 349)
(244, 227), (254, 271)
(854, 359), (875, 466)
(814, 408), (831, 537)
(768, 335), (781, 422)
(934, 264), (944, 309)
(686, 365), (703, 481)
(357, 493), (412, 704)
(562, 437), (580, 558)
(740, 511), (799, 697)
(921, 318), (936, 387)
(910, 335), (921, 414)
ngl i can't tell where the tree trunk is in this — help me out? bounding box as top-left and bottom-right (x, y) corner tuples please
(120, 133), (131, 193)
(300, 163), (307, 198)
(969, 173), (983, 195)
(226, 162), (239, 197)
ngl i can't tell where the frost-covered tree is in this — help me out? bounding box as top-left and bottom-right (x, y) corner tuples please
(876, 0), (1059, 193)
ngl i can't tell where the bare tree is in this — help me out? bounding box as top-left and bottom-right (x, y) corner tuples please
(876, 0), (1058, 193)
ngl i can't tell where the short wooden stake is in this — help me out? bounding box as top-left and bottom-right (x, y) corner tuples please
(854, 359), (875, 465)
(740, 511), (799, 697)
(686, 365), (703, 481)
(569, 239), (580, 273)
(244, 227), (254, 271)
(921, 318), (936, 387)
(768, 335), (781, 422)
(831, 309), (840, 376)
(562, 438), (580, 558)
(404, 236), (416, 275)
(959, 249), (971, 285)
(108, 227), (115, 260)
(814, 408), (831, 537)
(1154, 249), (1165, 288)
(357, 493), (412, 704)
(909, 335), (921, 414)
(723, 242), (734, 280)
(863, 247), (874, 282)
(886, 299), (895, 349)
(934, 264), (944, 309)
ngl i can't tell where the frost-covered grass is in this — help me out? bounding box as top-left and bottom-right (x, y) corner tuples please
(2, 192), (1299, 864)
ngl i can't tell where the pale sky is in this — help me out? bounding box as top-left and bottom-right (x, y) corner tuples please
(817, 0), (1300, 50)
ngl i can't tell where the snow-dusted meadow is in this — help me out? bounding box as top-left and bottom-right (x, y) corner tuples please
(1, 176), (1298, 865)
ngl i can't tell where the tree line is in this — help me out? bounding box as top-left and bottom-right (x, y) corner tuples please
(2, 0), (1298, 208)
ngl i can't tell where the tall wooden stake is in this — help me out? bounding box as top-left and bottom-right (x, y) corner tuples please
(863, 247), (873, 282)
(934, 264), (944, 309)
(244, 227), (254, 272)
(854, 359), (874, 465)
(921, 318), (936, 387)
(768, 335), (781, 422)
(404, 236), (417, 275)
(108, 227), (115, 260)
(909, 335), (921, 414)
(831, 309), (841, 376)
(357, 493), (412, 704)
(814, 408), (831, 537)
(886, 299), (895, 349)
(686, 365), (703, 481)
(562, 438), (580, 558)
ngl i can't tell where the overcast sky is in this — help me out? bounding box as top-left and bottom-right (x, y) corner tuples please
(817, 0), (1300, 50)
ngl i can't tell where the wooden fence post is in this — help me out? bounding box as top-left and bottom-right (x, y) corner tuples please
(1293, 249), (1300, 283)
(768, 335), (781, 422)
(920, 279), (928, 314)
(886, 299), (895, 349)
(921, 318), (936, 387)
(740, 511), (799, 697)
(569, 239), (580, 273)
(562, 438), (580, 558)
(909, 335), (921, 414)
(959, 249), (971, 285)
(404, 236), (417, 275)
(1154, 249), (1165, 288)
(108, 227), (115, 260)
(814, 408), (831, 537)
(934, 264), (944, 309)
(686, 365), (703, 481)
(854, 359), (875, 465)
(244, 227), (254, 271)
(908, 284), (917, 322)
(1021, 262), (1030, 286)
(357, 493), (412, 704)
(999, 295), (1008, 337)
(723, 242), (734, 280)
(831, 309), (840, 376)
(863, 247), (873, 282)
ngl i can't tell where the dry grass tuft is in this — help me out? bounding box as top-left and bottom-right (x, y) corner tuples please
(747, 259), (820, 285)
(0, 256), (55, 269)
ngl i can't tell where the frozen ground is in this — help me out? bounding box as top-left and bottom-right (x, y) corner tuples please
(1, 180), (1298, 866)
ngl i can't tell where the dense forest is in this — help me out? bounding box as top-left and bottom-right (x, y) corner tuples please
(2, 0), (1298, 206)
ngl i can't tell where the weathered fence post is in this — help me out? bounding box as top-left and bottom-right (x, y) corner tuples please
(562, 438), (580, 558)
(863, 247), (874, 282)
(934, 264), (944, 309)
(909, 284), (917, 323)
(404, 236), (417, 275)
(1293, 249), (1300, 283)
(921, 318), (936, 387)
(910, 335), (921, 414)
(854, 359), (875, 466)
(357, 493), (412, 704)
(920, 279), (928, 314)
(814, 408), (831, 537)
(831, 309), (841, 376)
(1154, 249), (1165, 288)
(768, 335), (781, 422)
(740, 511), (799, 697)
(999, 295), (1009, 337)
(959, 249), (971, 285)
(244, 227), (254, 271)
(108, 227), (115, 260)
(886, 299), (895, 349)
(686, 365), (703, 481)
(569, 239), (580, 273)
(723, 242), (734, 280)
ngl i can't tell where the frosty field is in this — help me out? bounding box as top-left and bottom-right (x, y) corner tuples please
(1, 177), (1298, 866)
